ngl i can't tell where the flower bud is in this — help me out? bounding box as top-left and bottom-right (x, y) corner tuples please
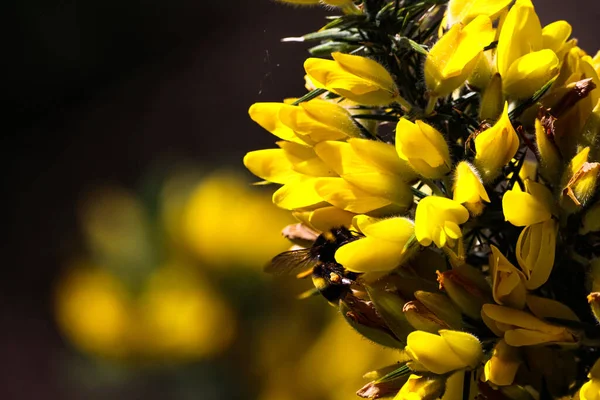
(474, 103), (520, 182)
(535, 118), (562, 184)
(403, 301), (449, 333)
(415, 196), (469, 248)
(437, 264), (492, 320)
(366, 285), (414, 345)
(395, 374), (446, 400)
(305, 52), (400, 106)
(453, 161), (490, 216)
(415, 291), (462, 330)
(479, 73), (504, 121)
(395, 119), (452, 179)
(340, 294), (405, 349)
(404, 330), (483, 374)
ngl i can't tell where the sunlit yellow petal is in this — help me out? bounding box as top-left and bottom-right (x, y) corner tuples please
(244, 149), (303, 184)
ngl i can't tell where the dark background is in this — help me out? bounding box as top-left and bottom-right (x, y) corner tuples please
(2, 0), (599, 398)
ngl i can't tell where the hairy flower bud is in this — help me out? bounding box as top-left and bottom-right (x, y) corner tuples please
(474, 103), (520, 182)
(405, 330), (483, 374)
(395, 119), (452, 179)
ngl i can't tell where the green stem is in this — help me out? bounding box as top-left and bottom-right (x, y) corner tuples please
(394, 94), (413, 113)
(425, 95), (438, 116)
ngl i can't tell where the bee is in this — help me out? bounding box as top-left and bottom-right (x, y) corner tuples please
(265, 226), (361, 304)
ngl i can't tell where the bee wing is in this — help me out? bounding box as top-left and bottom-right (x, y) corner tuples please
(264, 249), (317, 276)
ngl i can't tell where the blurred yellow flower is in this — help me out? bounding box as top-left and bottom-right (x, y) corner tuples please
(55, 265), (132, 359)
(305, 52), (401, 106)
(55, 264), (235, 362)
(415, 196), (469, 248)
(182, 172), (294, 267)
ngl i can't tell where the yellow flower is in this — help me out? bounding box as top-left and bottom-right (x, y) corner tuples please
(474, 103), (519, 181)
(453, 161), (490, 216)
(483, 339), (521, 386)
(503, 180), (558, 289)
(394, 374), (445, 400)
(314, 140), (414, 213)
(481, 304), (575, 346)
(445, 0), (512, 27)
(278, 99), (362, 143)
(335, 215), (416, 272)
(425, 15), (495, 96)
(489, 245), (527, 309)
(54, 265), (131, 359)
(304, 52), (400, 106)
(496, 0), (560, 98)
(415, 196), (469, 248)
(248, 102), (307, 144)
(502, 180), (555, 227)
(515, 218), (558, 290)
(396, 119), (452, 179)
(579, 357), (600, 400)
(404, 330), (483, 374)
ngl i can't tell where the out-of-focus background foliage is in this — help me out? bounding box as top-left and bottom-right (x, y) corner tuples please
(2, 0), (599, 399)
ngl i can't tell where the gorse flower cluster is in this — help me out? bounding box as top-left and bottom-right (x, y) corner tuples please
(244, 0), (600, 398)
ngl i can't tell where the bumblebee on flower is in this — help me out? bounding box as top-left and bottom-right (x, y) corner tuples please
(244, 0), (600, 398)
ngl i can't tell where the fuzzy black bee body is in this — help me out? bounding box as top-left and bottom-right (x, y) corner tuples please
(265, 226), (360, 303)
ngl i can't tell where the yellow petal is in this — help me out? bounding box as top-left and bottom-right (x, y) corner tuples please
(243, 149), (303, 184)
(358, 216), (415, 242)
(497, 0), (542, 77)
(503, 49), (560, 99)
(446, 0), (512, 26)
(502, 188), (552, 226)
(484, 339), (521, 386)
(348, 138), (418, 181)
(335, 237), (406, 272)
(542, 20), (572, 53)
(332, 52), (397, 94)
(273, 177), (325, 209)
(516, 219), (557, 289)
(277, 141), (337, 177)
(248, 102), (306, 144)
(314, 177), (391, 213)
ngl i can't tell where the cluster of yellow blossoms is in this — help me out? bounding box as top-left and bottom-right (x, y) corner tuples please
(246, 0), (600, 399)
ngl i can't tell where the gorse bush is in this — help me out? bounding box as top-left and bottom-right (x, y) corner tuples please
(244, 0), (600, 398)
